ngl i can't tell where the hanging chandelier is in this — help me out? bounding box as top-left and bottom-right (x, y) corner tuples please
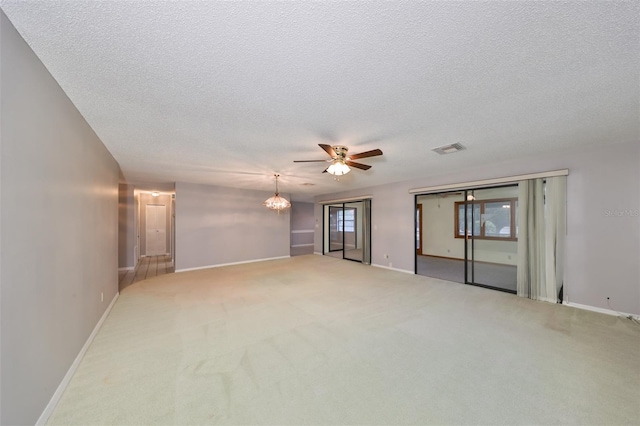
(263, 174), (291, 212)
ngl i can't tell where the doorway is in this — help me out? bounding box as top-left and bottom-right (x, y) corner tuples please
(415, 185), (518, 293)
(323, 199), (371, 264)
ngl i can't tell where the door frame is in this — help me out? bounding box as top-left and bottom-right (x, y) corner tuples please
(416, 203), (423, 255)
(322, 200), (371, 264)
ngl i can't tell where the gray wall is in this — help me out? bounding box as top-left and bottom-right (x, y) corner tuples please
(315, 141), (640, 315)
(290, 202), (315, 247)
(139, 192), (172, 256)
(175, 182), (290, 271)
(1, 11), (120, 425)
(118, 184), (136, 268)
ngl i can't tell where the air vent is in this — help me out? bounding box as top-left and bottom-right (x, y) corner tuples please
(432, 143), (466, 155)
(300, 183), (316, 186)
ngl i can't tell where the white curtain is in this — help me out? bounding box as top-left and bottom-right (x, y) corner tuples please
(545, 176), (567, 302)
(517, 176), (566, 302)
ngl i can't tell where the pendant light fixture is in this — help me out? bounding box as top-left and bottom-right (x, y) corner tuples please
(263, 174), (291, 212)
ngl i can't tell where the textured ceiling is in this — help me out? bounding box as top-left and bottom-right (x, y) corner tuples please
(1, 1), (638, 200)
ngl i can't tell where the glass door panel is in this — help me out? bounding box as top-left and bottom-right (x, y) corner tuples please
(344, 202), (362, 262)
(466, 186), (518, 293)
(415, 192), (465, 283)
(328, 205), (343, 253)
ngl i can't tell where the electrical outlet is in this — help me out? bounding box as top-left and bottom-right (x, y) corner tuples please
(447, 249), (450, 253)
(101, 292), (104, 302)
(384, 254), (388, 259)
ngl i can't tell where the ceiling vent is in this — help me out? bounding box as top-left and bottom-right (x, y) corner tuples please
(432, 143), (466, 155)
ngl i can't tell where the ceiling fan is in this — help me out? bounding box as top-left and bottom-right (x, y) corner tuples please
(293, 144), (383, 176)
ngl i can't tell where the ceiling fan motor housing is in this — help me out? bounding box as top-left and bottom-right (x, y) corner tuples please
(333, 146), (348, 161)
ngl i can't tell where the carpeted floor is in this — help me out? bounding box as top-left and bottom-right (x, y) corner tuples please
(49, 255), (639, 425)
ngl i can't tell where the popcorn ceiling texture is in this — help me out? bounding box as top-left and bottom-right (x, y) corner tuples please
(1, 1), (638, 198)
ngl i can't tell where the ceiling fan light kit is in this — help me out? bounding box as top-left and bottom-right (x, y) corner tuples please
(327, 161), (350, 176)
(294, 144), (383, 176)
(263, 174), (291, 212)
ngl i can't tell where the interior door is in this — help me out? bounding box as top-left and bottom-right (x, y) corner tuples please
(146, 204), (167, 256)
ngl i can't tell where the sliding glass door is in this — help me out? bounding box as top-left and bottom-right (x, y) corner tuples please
(323, 200), (371, 264)
(464, 186), (518, 292)
(416, 185), (518, 293)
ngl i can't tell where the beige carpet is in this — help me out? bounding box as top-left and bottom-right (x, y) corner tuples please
(49, 255), (639, 425)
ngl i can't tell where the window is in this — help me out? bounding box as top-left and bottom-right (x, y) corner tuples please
(337, 208), (355, 232)
(455, 198), (517, 240)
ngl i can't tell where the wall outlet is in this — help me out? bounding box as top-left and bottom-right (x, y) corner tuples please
(101, 292), (104, 302)
(384, 254), (389, 259)
(447, 249), (450, 253)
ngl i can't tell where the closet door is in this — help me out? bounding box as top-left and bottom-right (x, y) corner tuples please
(146, 204), (166, 256)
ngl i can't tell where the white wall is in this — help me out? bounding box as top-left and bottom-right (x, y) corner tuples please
(1, 11), (120, 425)
(315, 141), (640, 315)
(419, 187), (518, 265)
(175, 182), (290, 271)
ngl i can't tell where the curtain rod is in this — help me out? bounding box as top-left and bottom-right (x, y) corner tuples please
(408, 169), (569, 195)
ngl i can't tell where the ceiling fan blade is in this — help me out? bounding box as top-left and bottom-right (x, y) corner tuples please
(294, 160), (330, 163)
(319, 144), (337, 158)
(346, 161), (372, 171)
(348, 149), (383, 160)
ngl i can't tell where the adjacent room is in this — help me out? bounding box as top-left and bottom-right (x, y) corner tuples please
(1, 2), (638, 425)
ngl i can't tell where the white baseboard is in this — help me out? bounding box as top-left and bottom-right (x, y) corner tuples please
(291, 244), (314, 248)
(175, 256), (290, 273)
(563, 301), (640, 320)
(118, 266), (134, 272)
(372, 263), (414, 274)
(314, 252), (323, 255)
(36, 292), (119, 425)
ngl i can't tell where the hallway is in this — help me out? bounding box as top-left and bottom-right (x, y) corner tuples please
(118, 255), (174, 291)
